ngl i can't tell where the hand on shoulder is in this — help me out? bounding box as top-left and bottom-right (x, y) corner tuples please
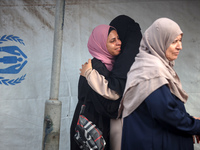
(80, 59), (92, 77)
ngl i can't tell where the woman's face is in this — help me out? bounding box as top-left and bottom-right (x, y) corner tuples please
(106, 30), (121, 56)
(165, 34), (182, 61)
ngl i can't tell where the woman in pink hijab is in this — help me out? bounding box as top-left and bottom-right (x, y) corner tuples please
(70, 24), (121, 150)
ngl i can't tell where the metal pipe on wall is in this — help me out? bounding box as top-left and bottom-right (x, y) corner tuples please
(42, 0), (65, 149)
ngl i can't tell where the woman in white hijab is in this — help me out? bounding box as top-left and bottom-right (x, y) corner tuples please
(120, 18), (200, 150)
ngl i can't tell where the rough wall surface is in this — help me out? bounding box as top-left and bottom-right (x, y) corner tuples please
(0, 0), (200, 149)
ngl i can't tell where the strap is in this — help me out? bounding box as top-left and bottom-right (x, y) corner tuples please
(79, 88), (91, 115)
(79, 104), (86, 115)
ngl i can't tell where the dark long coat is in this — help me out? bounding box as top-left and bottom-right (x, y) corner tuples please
(70, 58), (120, 150)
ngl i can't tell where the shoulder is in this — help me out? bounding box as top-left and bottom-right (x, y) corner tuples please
(92, 58), (110, 77)
(148, 84), (171, 98)
(145, 84), (178, 108)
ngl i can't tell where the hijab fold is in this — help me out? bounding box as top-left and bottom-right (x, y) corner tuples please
(120, 18), (188, 118)
(107, 15), (142, 95)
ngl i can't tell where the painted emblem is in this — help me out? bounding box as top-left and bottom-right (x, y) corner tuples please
(0, 35), (27, 85)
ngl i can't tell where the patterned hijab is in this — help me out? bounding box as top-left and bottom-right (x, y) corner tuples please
(87, 24), (115, 71)
(119, 18), (188, 118)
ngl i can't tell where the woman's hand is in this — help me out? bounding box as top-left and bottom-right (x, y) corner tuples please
(193, 117), (200, 120)
(80, 59), (92, 76)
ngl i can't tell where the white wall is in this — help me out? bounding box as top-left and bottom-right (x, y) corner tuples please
(0, 0), (200, 149)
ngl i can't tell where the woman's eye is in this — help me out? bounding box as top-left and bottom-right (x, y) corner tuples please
(173, 40), (179, 44)
(110, 39), (115, 43)
(173, 38), (182, 44)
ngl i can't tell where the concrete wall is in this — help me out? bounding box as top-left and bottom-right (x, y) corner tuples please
(0, 0), (200, 149)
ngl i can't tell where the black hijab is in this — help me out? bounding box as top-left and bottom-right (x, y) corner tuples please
(107, 15), (142, 95)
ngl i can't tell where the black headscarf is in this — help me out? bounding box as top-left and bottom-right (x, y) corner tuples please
(107, 15), (142, 95)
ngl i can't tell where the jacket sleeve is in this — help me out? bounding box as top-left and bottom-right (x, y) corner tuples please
(83, 58), (121, 119)
(145, 84), (200, 135)
(84, 68), (120, 100)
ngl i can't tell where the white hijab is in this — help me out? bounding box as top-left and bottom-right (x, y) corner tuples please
(119, 18), (188, 118)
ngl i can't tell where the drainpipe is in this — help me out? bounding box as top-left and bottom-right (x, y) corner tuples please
(42, 0), (65, 149)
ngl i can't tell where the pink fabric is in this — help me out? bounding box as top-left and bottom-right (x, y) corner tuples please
(87, 24), (115, 71)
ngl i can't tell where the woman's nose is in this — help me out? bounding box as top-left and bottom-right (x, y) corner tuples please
(117, 39), (121, 45)
(177, 41), (182, 50)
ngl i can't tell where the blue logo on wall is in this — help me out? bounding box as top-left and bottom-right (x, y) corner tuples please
(0, 35), (27, 85)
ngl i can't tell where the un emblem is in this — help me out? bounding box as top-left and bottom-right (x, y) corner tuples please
(0, 35), (27, 85)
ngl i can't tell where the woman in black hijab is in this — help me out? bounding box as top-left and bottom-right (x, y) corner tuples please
(80, 15), (142, 149)
(108, 15), (142, 95)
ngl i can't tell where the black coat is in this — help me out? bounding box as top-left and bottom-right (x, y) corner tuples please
(70, 58), (120, 150)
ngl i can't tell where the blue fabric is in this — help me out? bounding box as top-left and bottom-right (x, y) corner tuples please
(122, 84), (200, 150)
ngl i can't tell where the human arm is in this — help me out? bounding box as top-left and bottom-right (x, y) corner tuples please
(79, 58), (120, 119)
(80, 59), (120, 100)
(145, 85), (200, 136)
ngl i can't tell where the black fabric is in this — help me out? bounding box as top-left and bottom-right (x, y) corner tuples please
(108, 15), (142, 95)
(70, 58), (120, 150)
(108, 27), (115, 36)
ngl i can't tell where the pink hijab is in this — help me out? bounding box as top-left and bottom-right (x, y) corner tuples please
(87, 24), (115, 71)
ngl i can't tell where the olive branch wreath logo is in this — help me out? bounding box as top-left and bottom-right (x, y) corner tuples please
(0, 35), (25, 45)
(0, 35), (27, 86)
